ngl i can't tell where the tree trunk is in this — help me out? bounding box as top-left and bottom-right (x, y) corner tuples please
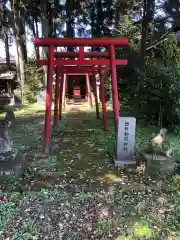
(115, 0), (126, 29)
(4, 32), (10, 67)
(14, 7), (27, 63)
(141, 0), (155, 57)
(91, 0), (103, 51)
(135, 0), (155, 110)
(96, 0), (102, 37)
(33, 18), (40, 58)
(12, 7), (27, 104)
(95, 0), (102, 51)
(40, 1), (50, 87)
(48, 1), (54, 37)
(35, 18), (39, 38)
(106, 0), (114, 36)
(16, 40), (25, 104)
(91, 0), (96, 37)
(66, 0), (74, 52)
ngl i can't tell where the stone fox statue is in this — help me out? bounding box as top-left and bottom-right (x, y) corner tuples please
(148, 128), (173, 158)
(0, 110), (15, 149)
(150, 128), (167, 150)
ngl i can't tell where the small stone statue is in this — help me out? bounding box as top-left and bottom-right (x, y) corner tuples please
(0, 110), (16, 159)
(0, 110), (27, 181)
(140, 128), (176, 175)
(147, 128), (173, 159)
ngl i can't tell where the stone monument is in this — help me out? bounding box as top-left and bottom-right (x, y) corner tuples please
(115, 117), (136, 167)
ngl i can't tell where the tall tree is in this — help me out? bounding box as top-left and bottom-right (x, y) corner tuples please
(141, 0), (156, 57)
(12, 3), (27, 103)
(4, 31), (10, 66)
(65, 0), (75, 52)
(0, 0), (10, 66)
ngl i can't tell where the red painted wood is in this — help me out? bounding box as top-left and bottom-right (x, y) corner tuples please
(55, 51), (109, 58)
(44, 45), (54, 154)
(37, 59), (128, 66)
(53, 66), (60, 128)
(59, 71), (64, 120)
(86, 74), (93, 107)
(67, 72), (93, 75)
(66, 67), (110, 75)
(62, 74), (67, 109)
(35, 65), (110, 74)
(92, 71), (100, 119)
(33, 37), (128, 47)
(109, 44), (119, 135)
(79, 47), (84, 60)
(99, 66), (108, 132)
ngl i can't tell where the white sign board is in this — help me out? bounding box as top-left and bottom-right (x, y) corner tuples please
(115, 117), (136, 166)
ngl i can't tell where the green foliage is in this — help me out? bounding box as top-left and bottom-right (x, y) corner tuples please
(115, 31), (180, 126)
(7, 0), (180, 127)
(24, 61), (43, 103)
(159, 34), (180, 64)
(139, 64), (180, 125)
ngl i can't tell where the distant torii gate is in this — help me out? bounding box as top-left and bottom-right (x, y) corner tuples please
(33, 38), (128, 154)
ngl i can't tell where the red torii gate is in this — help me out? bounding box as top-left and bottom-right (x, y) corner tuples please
(33, 38), (128, 154)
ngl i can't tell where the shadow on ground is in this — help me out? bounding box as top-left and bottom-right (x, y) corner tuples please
(4, 102), (165, 193)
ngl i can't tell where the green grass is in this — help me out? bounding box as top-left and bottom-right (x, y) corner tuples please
(0, 103), (179, 239)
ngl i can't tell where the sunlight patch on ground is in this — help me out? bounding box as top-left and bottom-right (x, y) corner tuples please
(101, 173), (123, 184)
(14, 103), (45, 117)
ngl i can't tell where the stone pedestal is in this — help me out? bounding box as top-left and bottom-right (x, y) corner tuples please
(141, 153), (176, 175)
(0, 151), (26, 182)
